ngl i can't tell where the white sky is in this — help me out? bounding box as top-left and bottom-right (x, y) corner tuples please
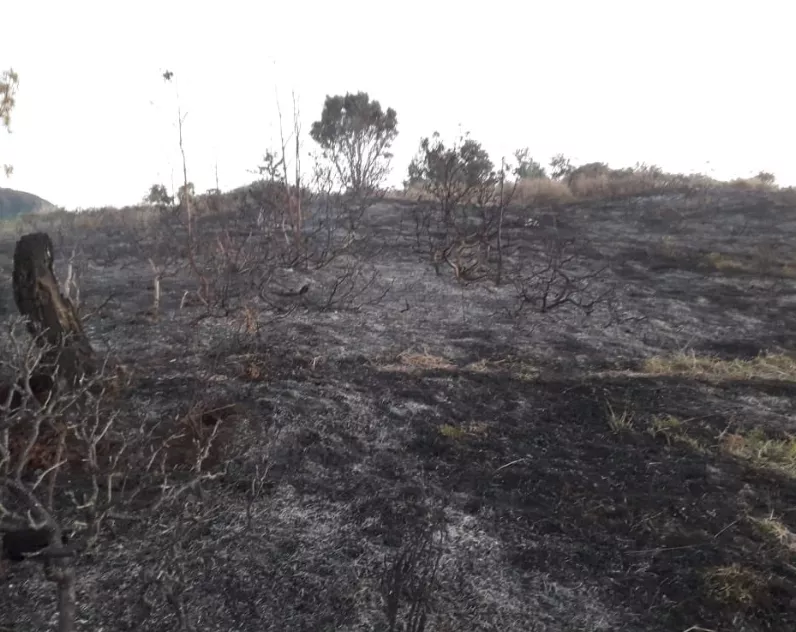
(1, 0), (794, 209)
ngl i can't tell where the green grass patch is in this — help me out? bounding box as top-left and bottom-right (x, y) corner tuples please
(647, 414), (703, 450)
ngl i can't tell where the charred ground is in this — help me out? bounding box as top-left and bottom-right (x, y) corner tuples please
(1, 187), (795, 631)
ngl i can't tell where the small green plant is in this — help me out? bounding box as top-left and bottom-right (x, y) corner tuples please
(438, 424), (466, 440)
(438, 422), (488, 441)
(605, 400), (634, 434)
(647, 415), (702, 450)
(648, 415), (683, 445)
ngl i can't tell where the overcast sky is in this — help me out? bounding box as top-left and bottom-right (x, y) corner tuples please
(1, 0), (794, 209)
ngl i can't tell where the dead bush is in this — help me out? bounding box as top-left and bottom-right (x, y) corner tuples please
(0, 316), (228, 631)
(506, 235), (614, 318)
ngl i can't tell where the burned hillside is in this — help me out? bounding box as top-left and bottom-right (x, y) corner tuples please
(1, 186), (796, 631)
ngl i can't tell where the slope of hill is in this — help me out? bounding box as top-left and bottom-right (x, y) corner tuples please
(0, 186), (56, 218)
(1, 187), (796, 631)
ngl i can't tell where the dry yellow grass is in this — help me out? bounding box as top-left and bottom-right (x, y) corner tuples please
(511, 169), (716, 206)
(511, 177), (574, 205)
(642, 351), (796, 382)
(438, 421), (489, 440)
(512, 171), (681, 206)
(720, 427), (796, 477)
(727, 176), (777, 192)
(772, 186), (796, 206)
(461, 356), (539, 380)
(397, 350), (455, 370)
(395, 183), (494, 204)
(569, 171), (685, 199)
(377, 349), (456, 373)
(380, 352), (540, 378)
(463, 358), (506, 373)
(703, 250), (796, 279)
(704, 252), (749, 273)
(751, 513), (796, 553)
(0, 203), (154, 238)
(398, 169), (688, 208)
(702, 564), (770, 607)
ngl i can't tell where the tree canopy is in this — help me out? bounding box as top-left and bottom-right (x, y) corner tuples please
(310, 91), (398, 197)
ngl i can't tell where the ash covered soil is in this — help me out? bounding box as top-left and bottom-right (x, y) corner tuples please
(2, 188), (796, 631)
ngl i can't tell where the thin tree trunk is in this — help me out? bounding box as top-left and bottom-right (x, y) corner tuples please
(56, 570), (77, 632)
(149, 258), (162, 314)
(176, 108), (208, 303)
(177, 106), (192, 245)
(496, 166), (506, 287)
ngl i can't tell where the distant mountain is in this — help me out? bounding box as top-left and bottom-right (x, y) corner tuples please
(0, 187), (57, 219)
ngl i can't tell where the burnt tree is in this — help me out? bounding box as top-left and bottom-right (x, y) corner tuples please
(11, 233), (96, 390)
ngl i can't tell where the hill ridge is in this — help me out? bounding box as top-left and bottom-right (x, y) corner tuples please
(0, 186), (56, 219)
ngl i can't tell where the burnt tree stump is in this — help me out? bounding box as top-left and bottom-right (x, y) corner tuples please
(11, 233), (96, 389)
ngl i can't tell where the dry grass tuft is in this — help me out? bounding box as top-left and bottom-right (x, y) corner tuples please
(379, 349), (456, 372)
(702, 250), (796, 279)
(751, 513), (796, 553)
(438, 421), (489, 440)
(464, 357), (523, 375)
(463, 358), (501, 374)
(773, 186), (796, 206)
(642, 351), (796, 382)
(394, 183), (489, 205)
(720, 427), (796, 477)
(397, 168), (693, 209)
(727, 176), (777, 192)
(702, 564), (770, 608)
(568, 172), (667, 199)
(512, 178), (574, 205)
(647, 414), (703, 450)
(242, 361), (264, 381)
(605, 400), (634, 434)
(703, 252), (748, 273)
(512, 171), (680, 206)
(395, 350), (456, 371)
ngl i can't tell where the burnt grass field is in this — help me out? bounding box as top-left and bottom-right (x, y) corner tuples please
(2, 187), (796, 631)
